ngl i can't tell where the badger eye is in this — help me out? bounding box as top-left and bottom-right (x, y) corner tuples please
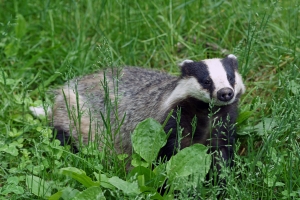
(204, 79), (211, 85)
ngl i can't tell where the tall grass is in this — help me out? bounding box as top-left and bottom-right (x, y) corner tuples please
(1, 0), (300, 199)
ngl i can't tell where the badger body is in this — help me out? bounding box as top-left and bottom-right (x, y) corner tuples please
(48, 54), (245, 171)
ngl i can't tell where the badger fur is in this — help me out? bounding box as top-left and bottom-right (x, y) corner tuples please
(32, 54), (245, 175)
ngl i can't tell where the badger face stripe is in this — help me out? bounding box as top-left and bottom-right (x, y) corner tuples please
(234, 71), (246, 95)
(162, 77), (211, 110)
(203, 59), (236, 106)
(204, 59), (233, 89)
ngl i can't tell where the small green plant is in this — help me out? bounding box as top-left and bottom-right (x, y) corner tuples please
(44, 118), (211, 199)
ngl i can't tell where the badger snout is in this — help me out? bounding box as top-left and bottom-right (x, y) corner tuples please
(217, 87), (234, 102)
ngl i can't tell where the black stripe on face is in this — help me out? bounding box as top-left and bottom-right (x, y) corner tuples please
(181, 61), (215, 98)
(221, 58), (236, 88)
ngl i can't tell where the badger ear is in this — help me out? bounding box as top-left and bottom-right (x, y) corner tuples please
(178, 59), (194, 76)
(178, 59), (194, 68)
(225, 54), (238, 70)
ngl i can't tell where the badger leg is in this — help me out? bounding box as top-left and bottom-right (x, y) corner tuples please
(205, 121), (236, 195)
(210, 133), (235, 170)
(53, 126), (79, 153)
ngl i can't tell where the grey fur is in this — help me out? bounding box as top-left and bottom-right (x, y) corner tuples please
(52, 67), (178, 154)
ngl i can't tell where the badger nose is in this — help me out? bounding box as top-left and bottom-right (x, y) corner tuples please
(217, 88), (234, 102)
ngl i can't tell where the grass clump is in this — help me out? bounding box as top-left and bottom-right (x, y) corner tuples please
(1, 0), (300, 199)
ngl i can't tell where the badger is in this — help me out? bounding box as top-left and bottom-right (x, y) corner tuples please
(31, 54), (245, 176)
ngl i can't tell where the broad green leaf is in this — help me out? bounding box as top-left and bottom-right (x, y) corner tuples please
(131, 153), (149, 168)
(236, 110), (253, 126)
(7, 176), (19, 185)
(166, 144), (211, 182)
(127, 166), (158, 187)
(289, 80), (300, 95)
(152, 163), (167, 187)
(1, 184), (24, 195)
(31, 165), (45, 175)
(60, 167), (100, 188)
(275, 182), (285, 187)
(26, 175), (51, 197)
(93, 173), (115, 190)
(128, 166), (155, 182)
(4, 41), (20, 57)
(61, 187), (79, 200)
(0, 77), (16, 85)
(9, 128), (23, 137)
(49, 187), (79, 200)
(132, 118), (167, 163)
(254, 118), (277, 136)
(48, 190), (62, 200)
(264, 176), (276, 187)
(0, 144), (18, 156)
(282, 190), (298, 198)
(15, 14), (27, 39)
(108, 176), (141, 195)
(138, 185), (164, 200)
(117, 153), (128, 161)
(264, 173), (281, 187)
(72, 186), (105, 200)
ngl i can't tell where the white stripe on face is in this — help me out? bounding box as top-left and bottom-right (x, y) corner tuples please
(234, 71), (246, 94)
(204, 58), (232, 91)
(162, 77), (211, 110)
(203, 59), (234, 105)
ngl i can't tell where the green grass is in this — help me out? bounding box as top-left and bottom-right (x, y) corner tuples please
(1, 0), (300, 199)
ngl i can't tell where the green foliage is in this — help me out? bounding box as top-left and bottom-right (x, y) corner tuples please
(1, 0), (300, 199)
(60, 167), (100, 188)
(26, 175), (52, 198)
(131, 118), (167, 163)
(1, 177), (24, 196)
(166, 144), (211, 184)
(47, 118), (211, 199)
(71, 187), (105, 200)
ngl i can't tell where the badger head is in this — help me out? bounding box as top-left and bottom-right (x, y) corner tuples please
(164, 54), (245, 108)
